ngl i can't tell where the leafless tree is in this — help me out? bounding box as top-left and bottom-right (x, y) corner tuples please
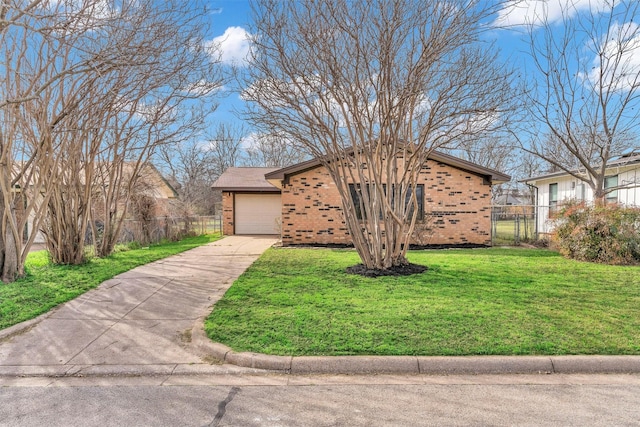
(244, 132), (309, 167)
(158, 123), (242, 215)
(244, 0), (512, 270)
(158, 142), (220, 216)
(514, 0), (640, 202)
(0, 0), (97, 280)
(84, 0), (222, 258)
(444, 134), (517, 197)
(209, 123), (244, 175)
(446, 136), (515, 176)
(0, 0), (222, 273)
(40, 79), (102, 265)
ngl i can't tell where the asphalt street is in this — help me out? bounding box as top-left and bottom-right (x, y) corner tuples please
(2, 373), (640, 426)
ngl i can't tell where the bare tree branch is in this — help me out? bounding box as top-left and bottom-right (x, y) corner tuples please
(516, 0), (640, 201)
(244, 0), (512, 269)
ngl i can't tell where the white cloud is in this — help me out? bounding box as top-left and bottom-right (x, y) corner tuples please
(46, 0), (119, 34)
(496, 0), (608, 28)
(583, 22), (640, 92)
(239, 132), (259, 150)
(207, 26), (252, 66)
(182, 80), (223, 96)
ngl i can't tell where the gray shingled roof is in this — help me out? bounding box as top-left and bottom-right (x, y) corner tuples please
(523, 152), (640, 183)
(211, 167), (280, 192)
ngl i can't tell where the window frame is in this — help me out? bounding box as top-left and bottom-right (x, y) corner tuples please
(549, 183), (558, 210)
(349, 183), (424, 221)
(575, 182), (585, 201)
(604, 175), (618, 203)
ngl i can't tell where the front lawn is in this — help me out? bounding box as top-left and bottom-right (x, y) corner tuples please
(0, 234), (221, 330)
(205, 247), (640, 356)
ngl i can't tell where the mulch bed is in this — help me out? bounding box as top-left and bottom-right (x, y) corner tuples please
(346, 263), (428, 277)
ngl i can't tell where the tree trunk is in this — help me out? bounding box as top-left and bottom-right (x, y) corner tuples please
(0, 196), (19, 283)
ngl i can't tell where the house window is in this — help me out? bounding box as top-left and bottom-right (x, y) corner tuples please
(405, 185), (424, 220)
(349, 183), (424, 220)
(549, 183), (558, 211)
(604, 175), (618, 203)
(576, 183), (585, 200)
(349, 183), (380, 220)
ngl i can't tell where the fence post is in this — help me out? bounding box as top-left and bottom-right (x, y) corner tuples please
(164, 216), (169, 240)
(491, 208), (496, 244)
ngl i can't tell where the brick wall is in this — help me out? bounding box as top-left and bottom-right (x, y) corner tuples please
(281, 167), (351, 245)
(280, 160), (492, 246)
(221, 192), (234, 235)
(420, 161), (491, 245)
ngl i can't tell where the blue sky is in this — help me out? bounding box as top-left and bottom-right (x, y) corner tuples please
(204, 0), (531, 133)
(205, 0), (640, 147)
(207, 0), (253, 128)
(203, 0), (558, 129)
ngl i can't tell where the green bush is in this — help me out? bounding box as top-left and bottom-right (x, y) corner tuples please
(553, 201), (640, 265)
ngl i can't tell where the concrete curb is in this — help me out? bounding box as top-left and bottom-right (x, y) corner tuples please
(2, 316), (640, 377)
(550, 356), (640, 374)
(193, 318), (640, 375)
(0, 311), (51, 343)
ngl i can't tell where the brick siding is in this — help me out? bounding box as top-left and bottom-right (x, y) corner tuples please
(280, 160), (492, 246)
(221, 192), (234, 235)
(281, 166), (351, 244)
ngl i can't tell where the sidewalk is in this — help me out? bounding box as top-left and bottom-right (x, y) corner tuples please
(0, 235), (277, 377)
(2, 235), (640, 378)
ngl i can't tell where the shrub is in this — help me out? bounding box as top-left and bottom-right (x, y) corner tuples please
(552, 201), (640, 265)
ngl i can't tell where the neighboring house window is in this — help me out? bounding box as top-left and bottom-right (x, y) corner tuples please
(605, 175), (618, 203)
(576, 182), (585, 201)
(349, 184), (424, 220)
(549, 183), (558, 211)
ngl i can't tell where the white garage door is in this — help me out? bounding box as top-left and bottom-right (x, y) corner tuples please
(235, 193), (281, 234)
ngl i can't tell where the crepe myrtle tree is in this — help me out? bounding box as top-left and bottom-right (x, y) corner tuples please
(0, 0), (222, 275)
(72, 0), (221, 260)
(244, 0), (513, 271)
(0, 0), (102, 281)
(511, 0), (640, 203)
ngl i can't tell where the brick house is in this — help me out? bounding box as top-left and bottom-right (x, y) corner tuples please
(212, 151), (510, 246)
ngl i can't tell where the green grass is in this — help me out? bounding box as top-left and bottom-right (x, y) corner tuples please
(0, 234), (221, 330)
(205, 247), (640, 356)
(493, 218), (536, 243)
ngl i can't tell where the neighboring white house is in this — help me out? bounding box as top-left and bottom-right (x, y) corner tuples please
(523, 152), (640, 236)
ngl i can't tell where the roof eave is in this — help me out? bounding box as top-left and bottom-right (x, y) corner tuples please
(266, 150), (511, 184)
(210, 186), (281, 193)
(521, 157), (640, 184)
(491, 176), (511, 185)
(264, 158), (322, 180)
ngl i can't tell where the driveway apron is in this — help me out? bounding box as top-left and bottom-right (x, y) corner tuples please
(0, 236), (276, 375)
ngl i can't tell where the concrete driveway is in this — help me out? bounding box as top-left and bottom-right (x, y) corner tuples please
(0, 235), (277, 377)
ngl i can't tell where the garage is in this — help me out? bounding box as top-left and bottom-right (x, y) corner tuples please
(234, 193), (281, 234)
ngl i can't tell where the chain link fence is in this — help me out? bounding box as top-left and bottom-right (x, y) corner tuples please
(116, 215), (222, 245)
(491, 205), (552, 245)
(41, 208), (552, 249)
